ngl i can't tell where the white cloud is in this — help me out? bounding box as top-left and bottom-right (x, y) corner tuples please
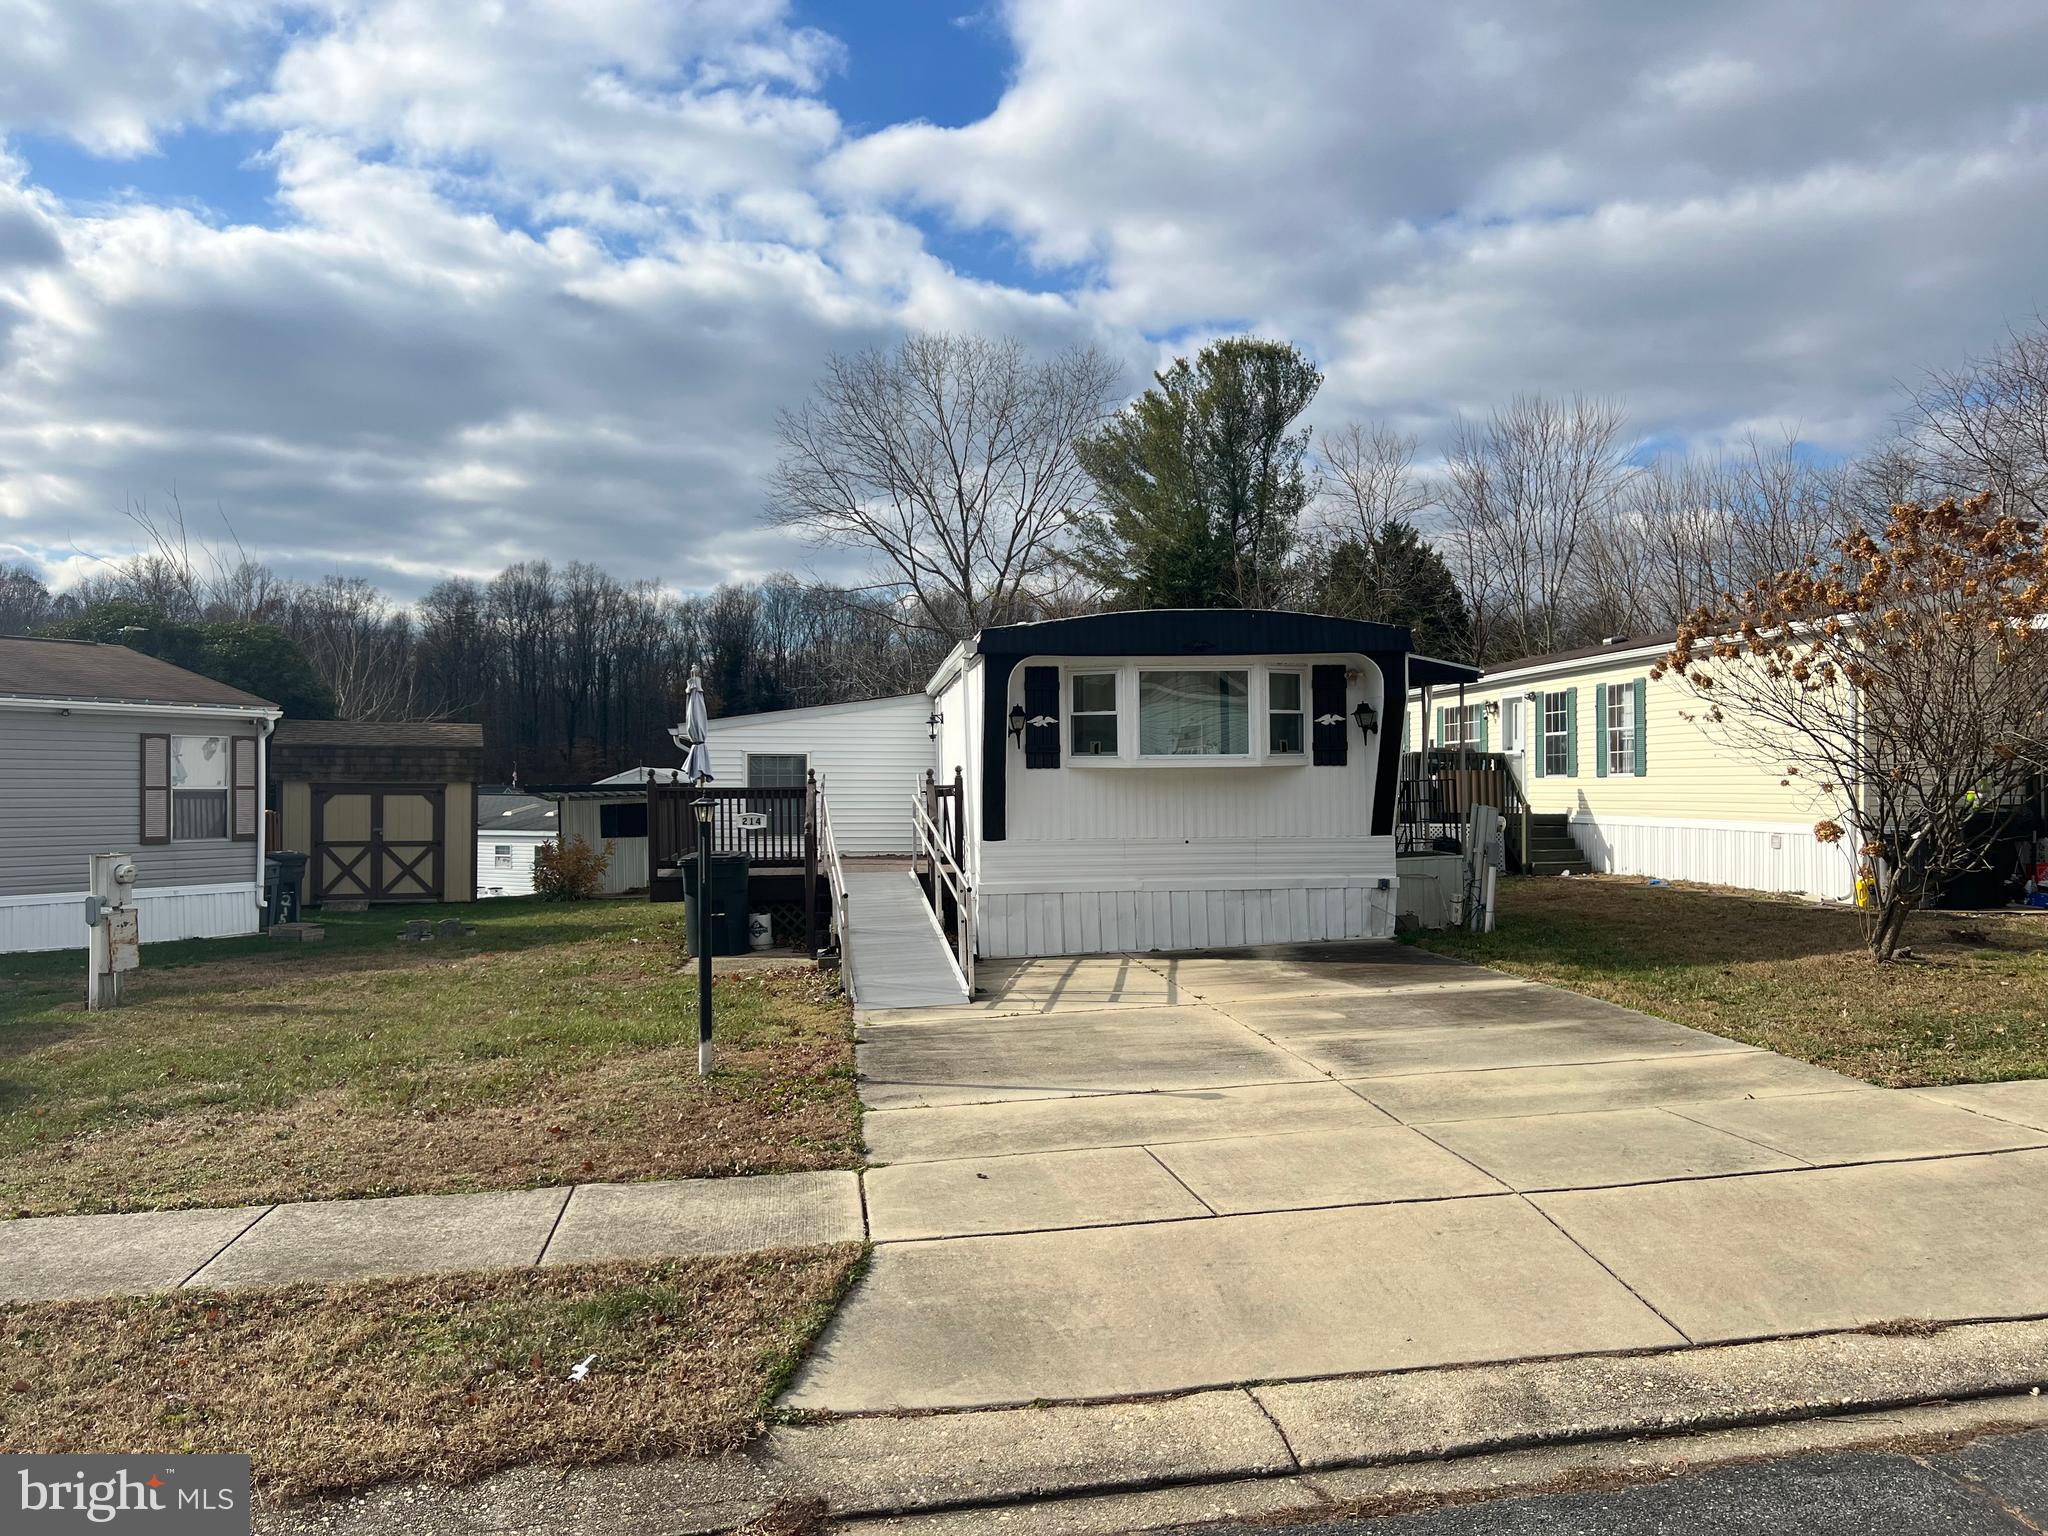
(0, 0), (285, 155)
(1, 0), (2046, 599)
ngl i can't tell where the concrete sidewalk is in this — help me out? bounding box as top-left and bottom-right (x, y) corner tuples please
(795, 943), (2048, 1415)
(0, 1169), (863, 1301)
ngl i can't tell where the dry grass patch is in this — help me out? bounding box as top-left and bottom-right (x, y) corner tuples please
(0, 1246), (863, 1500)
(1412, 876), (2048, 1086)
(0, 900), (859, 1215)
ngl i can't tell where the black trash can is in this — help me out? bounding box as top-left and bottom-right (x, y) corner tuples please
(684, 853), (751, 955)
(265, 850), (308, 924)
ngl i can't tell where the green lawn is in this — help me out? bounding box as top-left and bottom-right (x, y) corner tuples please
(0, 899), (859, 1216)
(1412, 876), (2048, 1086)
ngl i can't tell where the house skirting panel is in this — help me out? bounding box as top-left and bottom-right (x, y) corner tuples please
(976, 882), (1398, 959)
(0, 881), (262, 954)
(1567, 815), (1857, 902)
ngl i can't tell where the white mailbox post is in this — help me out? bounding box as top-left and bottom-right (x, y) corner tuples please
(86, 852), (140, 1010)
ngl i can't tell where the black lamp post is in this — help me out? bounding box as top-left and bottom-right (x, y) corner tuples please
(692, 794), (714, 1075)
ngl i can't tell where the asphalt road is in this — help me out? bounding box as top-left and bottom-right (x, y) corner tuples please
(1179, 1427), (2048, 1535)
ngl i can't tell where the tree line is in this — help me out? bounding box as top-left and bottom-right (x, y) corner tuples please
(4, 316), (2042, 782)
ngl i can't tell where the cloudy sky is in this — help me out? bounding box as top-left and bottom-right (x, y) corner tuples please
(1, 0), (2044, 600)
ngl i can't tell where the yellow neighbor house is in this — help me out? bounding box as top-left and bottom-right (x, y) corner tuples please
(1405, 634), (1859, 901)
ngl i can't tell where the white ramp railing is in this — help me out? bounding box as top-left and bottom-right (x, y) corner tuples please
(912, 787), (974, 998)
(816, 778), (855, 995)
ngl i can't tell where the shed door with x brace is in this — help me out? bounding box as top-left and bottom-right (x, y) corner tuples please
(313, 785), (445, 902)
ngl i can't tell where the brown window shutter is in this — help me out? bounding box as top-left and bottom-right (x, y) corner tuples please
(140, 733), (172, 845)
(1023, 666), (1060, 769)
(231, 735), (259, 842)
(1310, 665), (1348, 766)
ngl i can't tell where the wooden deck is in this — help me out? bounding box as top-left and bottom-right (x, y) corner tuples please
(843, 866), (969, 1010)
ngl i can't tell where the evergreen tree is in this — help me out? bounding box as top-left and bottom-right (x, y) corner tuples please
(1071, 337), (1321, 608)
(45, 600), (338, 718)
(1313, 518), (1473, 660)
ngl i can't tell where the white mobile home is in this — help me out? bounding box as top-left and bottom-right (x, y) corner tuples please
(0, 637), (280, 953)
(476, 792), (557, 897)
(927, 611), (1478, 959)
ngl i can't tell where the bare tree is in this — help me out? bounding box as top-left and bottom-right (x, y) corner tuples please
(1310, 422), (1434, 612)
(1906, 316), (2048, 519)
(1659, 492), (2048, 960)
(1441, 395), (1633, 661)
(284, 576), (422, 720)
(769, 332), (1121, 641)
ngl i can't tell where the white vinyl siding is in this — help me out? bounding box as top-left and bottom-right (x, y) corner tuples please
(706, 692), (935, 856)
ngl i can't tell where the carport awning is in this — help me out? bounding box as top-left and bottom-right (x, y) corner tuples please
(520, 784), (652, 801)
(1409, 654), (1482, 687)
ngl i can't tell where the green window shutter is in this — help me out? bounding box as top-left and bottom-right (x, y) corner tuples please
(1532, 695), (1546, 778)
(1593, 684), (1608, 778)
(1479, 711), (1490, 752)
(1435, 706), (1446, 747)
(1633, 677), (1649, 776)
(1565, 688), (1579, 777)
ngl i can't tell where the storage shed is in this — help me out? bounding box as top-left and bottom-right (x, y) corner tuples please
(270, 721), (484, 905)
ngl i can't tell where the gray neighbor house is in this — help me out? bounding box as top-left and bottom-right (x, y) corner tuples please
(0, 637), (281, 954)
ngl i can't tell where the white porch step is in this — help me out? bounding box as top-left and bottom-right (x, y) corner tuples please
(842, 870), (969, 1010)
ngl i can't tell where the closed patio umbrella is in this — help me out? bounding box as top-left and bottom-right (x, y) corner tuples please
(670, 667), (714, 785)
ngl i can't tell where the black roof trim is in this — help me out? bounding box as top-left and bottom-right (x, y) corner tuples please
(973, 609), (1415, 660)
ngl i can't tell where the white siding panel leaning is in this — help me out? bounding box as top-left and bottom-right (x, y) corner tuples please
(0, 882), (260, 954)
(1569, 815), (1857, 901)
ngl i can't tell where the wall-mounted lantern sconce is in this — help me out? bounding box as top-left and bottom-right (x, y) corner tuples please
(1007, 704), (1026, 744)
(1352, 699), (1380, 737)
(1484, 699), (1500, 718)
(926, 709), (943, 742)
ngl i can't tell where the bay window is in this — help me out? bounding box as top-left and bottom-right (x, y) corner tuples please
(1138, 669), (1249, 756)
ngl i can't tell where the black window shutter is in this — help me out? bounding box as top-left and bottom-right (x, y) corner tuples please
(1311, 665), (1348, 766)
(140, 733), (172, 845)
(1023, 666), (1060, 769)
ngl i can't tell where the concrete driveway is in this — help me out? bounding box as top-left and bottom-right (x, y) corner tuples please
(787, 943), (2048, 1415)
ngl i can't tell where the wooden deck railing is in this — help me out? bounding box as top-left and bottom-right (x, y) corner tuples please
(647, 775), (821, 952)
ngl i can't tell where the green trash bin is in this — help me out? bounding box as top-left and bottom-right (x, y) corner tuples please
(684, 853), (751, 955)
(265, 850), (308, 924)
